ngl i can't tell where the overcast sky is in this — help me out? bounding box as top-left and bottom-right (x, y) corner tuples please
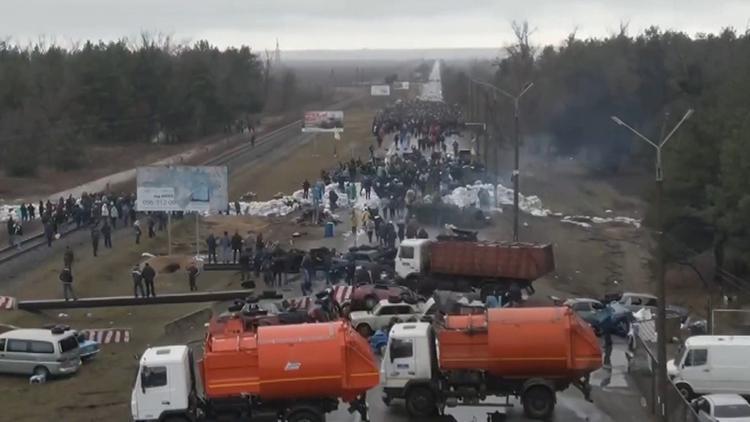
(3, 0), (749, 51)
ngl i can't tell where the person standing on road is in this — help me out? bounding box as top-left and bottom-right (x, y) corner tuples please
(134, 220), (142, 244)
(301, 252), (313, 295)
(20, 204), (28, 222)
(141, 263), (156, 297)
(128, 206), (136, 227)
(100, 202), (110, 225)
(239, 249), (251, 281)
(147, 215), (156, 238)
(60, 266), (76, 301)
(220, 232), (231, 264)
(231, 231), (243, 263)
(90, 224), (100, 257)
(110, 203), (119, 229)
(6, 216), (16, 248)
(131, 265), (145, 298)
(28, 203), (35, 220)
(206, 233), (217, 264)
(44, 221), (55, 247)
(122, 201), (130, 226)
(234, 201), (241, 216)
(187, 263), (199, 292)
(302, 179), (310, 200)
(63, 246), (74, 269)
(365, 217), (375, 244)
(102, 223), (112, 249)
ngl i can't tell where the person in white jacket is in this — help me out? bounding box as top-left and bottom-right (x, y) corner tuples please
(109, 203), (119, 228)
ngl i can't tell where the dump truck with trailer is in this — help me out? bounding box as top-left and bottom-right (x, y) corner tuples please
(380, 307), (601, 419)
(395, 237), (555, 298)
(131, 317), (379, 422)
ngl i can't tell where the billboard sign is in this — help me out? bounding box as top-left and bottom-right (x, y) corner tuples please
(370, 85), (391, 96)
(136, 166), (228, 213)
(393, 81), (410, 90)
(302, 111), (344, 133)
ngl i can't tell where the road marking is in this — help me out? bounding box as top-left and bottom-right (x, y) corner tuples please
(79, 328), (131, 344)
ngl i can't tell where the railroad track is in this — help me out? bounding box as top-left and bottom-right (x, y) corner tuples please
(0, 95), (361, 266)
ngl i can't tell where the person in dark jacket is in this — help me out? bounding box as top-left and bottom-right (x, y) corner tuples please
(187, 264), (199, 292)
(302, 179), (310, 199)
(90, 225), (100, 257)
(239, 250), (251, 281)
(102, 223), (112, 248)
(141, 263), (156, 297)
(231, 231), (243, 263)
(416, 227), (429, 239)
(63, 246), (74, 269)
(131, 265), (145, 298)
(44, 222), (55, 247)
(60, 267), (76, 301)
(206, 233), (217, 264)
(329, 190), (339, 211)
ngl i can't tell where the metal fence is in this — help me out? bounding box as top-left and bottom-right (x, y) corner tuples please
(628, 333), (701, 422)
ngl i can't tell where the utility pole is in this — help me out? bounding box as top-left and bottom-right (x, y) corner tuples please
(469, 77), (533, 241)
(611, 109), (694, 421)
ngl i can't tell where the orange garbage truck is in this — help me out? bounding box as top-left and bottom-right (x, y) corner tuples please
(380, 307), (602, 420)
(131, 317), (379, 422)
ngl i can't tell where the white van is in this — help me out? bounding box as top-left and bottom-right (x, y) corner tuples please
(0, 328), (81, 377)
(668, 335), (750, 399)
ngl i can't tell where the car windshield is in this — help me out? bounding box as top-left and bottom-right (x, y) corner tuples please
(714, 404), (750, 418)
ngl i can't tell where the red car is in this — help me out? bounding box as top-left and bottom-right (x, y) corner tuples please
(344, 282), (420, 314)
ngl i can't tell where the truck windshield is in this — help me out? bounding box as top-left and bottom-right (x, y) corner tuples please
(399, 246), (414, 259)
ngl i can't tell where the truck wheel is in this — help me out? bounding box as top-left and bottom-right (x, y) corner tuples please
(356, 324), (373, 338)
(522, 385), (555, 420)
(676, 383), (694, 400)
(406, 387), (437, 418)
(287, 410), (323, 422)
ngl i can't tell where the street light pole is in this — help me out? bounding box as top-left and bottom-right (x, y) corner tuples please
(469, 78), (533, 241)
(611, 109), (694, 421)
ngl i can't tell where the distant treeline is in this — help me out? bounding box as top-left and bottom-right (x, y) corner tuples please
(446, 25), (750, 276)
(0, 37), (266, 176)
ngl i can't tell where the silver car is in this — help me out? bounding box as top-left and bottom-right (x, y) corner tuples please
(0, 328), (81, 377)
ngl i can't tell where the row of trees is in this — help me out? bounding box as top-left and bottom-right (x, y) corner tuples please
(448, 25), (750, 277)
(0, 37), (266, 176)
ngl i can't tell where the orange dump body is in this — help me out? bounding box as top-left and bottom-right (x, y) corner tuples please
(438, 307), (601, 380)
(201, 317), (379, 402)
(429, 241), (555, 281)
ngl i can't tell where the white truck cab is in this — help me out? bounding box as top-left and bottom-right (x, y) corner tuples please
(668, 336), (750, 399)
(131, 345), (192, 422)
(395, 239), (432, 280)
(381, 323), (437, 405)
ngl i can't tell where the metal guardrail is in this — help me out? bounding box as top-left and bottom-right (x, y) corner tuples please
(629, 334), (701, 422)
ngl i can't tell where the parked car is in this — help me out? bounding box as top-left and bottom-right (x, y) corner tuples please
(564, 298), (632, 336)
(0, 328), (81, 377)
(75, 331), (100, 361)
(691, 394), (750, 421)
(346, 282), (419, 312)
(608, 292), (689, 322)
(668, 335), (750, 399)
(350, 298), (425, 337)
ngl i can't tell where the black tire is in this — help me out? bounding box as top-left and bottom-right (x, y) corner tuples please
(677, 383), (694, 400)
(32, 366), (50, 378)
(406, 386), (437, 418)
(364, 295), (378, 310)
(522, 385), (555, 420)
(287, 410), (323, 422)
(356, 324), (373, 338)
